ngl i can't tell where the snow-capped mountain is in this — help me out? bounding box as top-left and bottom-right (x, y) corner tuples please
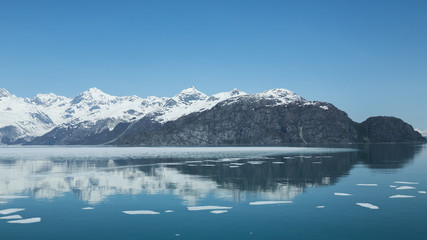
(0, 87), (301, 143)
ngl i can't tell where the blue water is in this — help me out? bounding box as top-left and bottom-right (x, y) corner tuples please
(0, 144), (426, 239)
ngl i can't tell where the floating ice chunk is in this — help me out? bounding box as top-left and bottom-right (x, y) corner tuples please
(312, 162), (322, 164)
(272, 162), (284, 164)
(187, 206), (232, 211)
(394, 181), (419, 185)
(334, 193), (352, 196)
(389, 195), (415, 199)
(186, 164), (198, 167)
(249, 201), (293, 205)
(295, 156), (312, 158)
(122, 210), (160, 215)
(316, 156), (333, 158)
(165, 210), (174, 213)
(229, 165), (239, 168)
(356, 203), (379, 210)
(185, 160), (202, 164)
(230, 163), (245, 166)
(210, 210), (228, 214)
(175, 234), (180, 237)
(418, 191), (426, 194)
(82, 207), (94, 210)
(0, 208), (25, 215)
(8, 217), (41, 224)
(316, 206), (325, 208)
(0, 195), (29, 199)
(396, 186), (416, 190)
(247, 161), (265, 165)
(218, 158), (242, 162)
(201, 164), (215, 167)
(0, 215), (22, 220)
(389, 185), (397, 188)
(0, 201), (6, 204)
(283, 157), (295, 159)
(356, 184), (378, 187)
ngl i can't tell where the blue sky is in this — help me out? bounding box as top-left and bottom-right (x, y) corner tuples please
(1, 0), (426, 130)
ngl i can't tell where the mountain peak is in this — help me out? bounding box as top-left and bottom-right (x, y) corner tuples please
(0, 88), (11, 97)
(71, 88), (115, 105)
(173, 87), (208, 104)
(256, 88), (305, 104)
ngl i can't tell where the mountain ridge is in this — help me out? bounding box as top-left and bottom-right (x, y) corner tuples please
(0, 87), (425, 145)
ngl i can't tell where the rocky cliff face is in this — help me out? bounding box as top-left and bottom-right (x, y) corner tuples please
(114, 96), (359, 145)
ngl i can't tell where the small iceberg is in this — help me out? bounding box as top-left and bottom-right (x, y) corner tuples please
(389, 195), (415, 199)
(187, 206), (232, 211)
(82, 207), (94, 210)
(122, 210), (160, 215)
(394, 181), (419, 185)
(230, 163), (245, 166)
(418, 191), (426, 194)
(249, 201), (292, 205)
(201, 164), (215, 167)
(316, 156), (333, 158)
(295, 156), (312, 158)
(186, 164), (198, 167)
(356, 184), (378, 187)
(185, 161), (202, 164)
(396, 186), (416, 190)
(316, 206), (325, 208)
(0, 215), (22, 220)
(8, 217), (41, 224)
(356, 203), (379, 210)
(312, 162), (322, 164)
(389, 185), (397, 188)
(165, 210), (174, 213)
(210, 210), (228, 214)
(229, 165), (239, 168)
(334, 193), (352, 196)
(0, 208), (25, 215)
(247, 161), (265, 165)
(272, 162), (284, 164)
(0, 195), (29, 199)
(283, 157), (295, 159)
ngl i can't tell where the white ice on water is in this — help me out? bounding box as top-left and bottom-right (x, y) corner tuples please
(0, 195), (29, 199)
(0, 215), (22, 220)
(396, 186), (416, 190)
(247, 161), (265, 165)
(0, 208), (25, 215)
(165, 210), (174, 213)
(249, 201), (293, 205)
(394, 181), (419, 185)
(8, 218), (41, 224)
(334, 193), (352, 196)
(210, 210), (228, 214)
(389, 195), (415, 198)
(389, 185), (397, 188)
(356, 184), (378, 187)
(122, 210), (160, 215)
(272, 162), (285, 164)
(316, 206), (325, 208)
(356, 203), (379, 210)
(187, 206), (232, 211)
(418, 191), (426, 194)
(82, 207), (94, 210)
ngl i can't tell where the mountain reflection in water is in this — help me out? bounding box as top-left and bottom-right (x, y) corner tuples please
(0, 145), (422, 205)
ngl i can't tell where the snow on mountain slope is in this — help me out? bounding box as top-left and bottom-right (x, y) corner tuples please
(0, 87), (305, 143)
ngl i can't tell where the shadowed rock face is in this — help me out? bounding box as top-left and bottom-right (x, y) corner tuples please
(358, 116), (426, 143)
(114, 97), (358, 145)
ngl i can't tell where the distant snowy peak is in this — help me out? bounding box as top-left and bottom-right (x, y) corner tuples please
(71, 87), (116, 105)
(255, 88), (305, 105)
(32, 93), (71, 107)
(169, 86), (208, 106)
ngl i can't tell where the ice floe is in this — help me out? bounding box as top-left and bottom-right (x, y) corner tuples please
(394, 181), (419, 185)
(295, 156), (312, 158)
(396, 186), (416, 190)
(283, 157), (295, 159)
(312, 162), (322, 164)
(0, 195), (29, 199)
(0, 208), (25, 215)
(356, 203), (379, 210)
(82, 207), (94, 210)
(389, 185), (397, 188)
(187, 206), (232, 211)
(418, 191), (426, 194)
(272, 162), (285, 164)
(122, 210), (160, 215)
(210, 210), (228, 214)
(356, 184), (378, 187)
(249, 201), (292, 205)
(334, 193), (352, 196)
(247, 161), (265, 165)
(0, 215), (22, 220)
(7, 217), (41, 224)
(389, 195), (415, 198)
(316, 206), (325, 208)
(316, 156), (333, 158)
(230, 163), (245, 166)
(165, 210), (174, 213)
(185, 161), (202, 164)
(201, 164), (215, 167)
(229, 165), (239, 168)
(186, 164), (198, 167)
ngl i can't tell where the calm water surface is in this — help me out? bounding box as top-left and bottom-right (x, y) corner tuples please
(0, 144), (426, 240)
